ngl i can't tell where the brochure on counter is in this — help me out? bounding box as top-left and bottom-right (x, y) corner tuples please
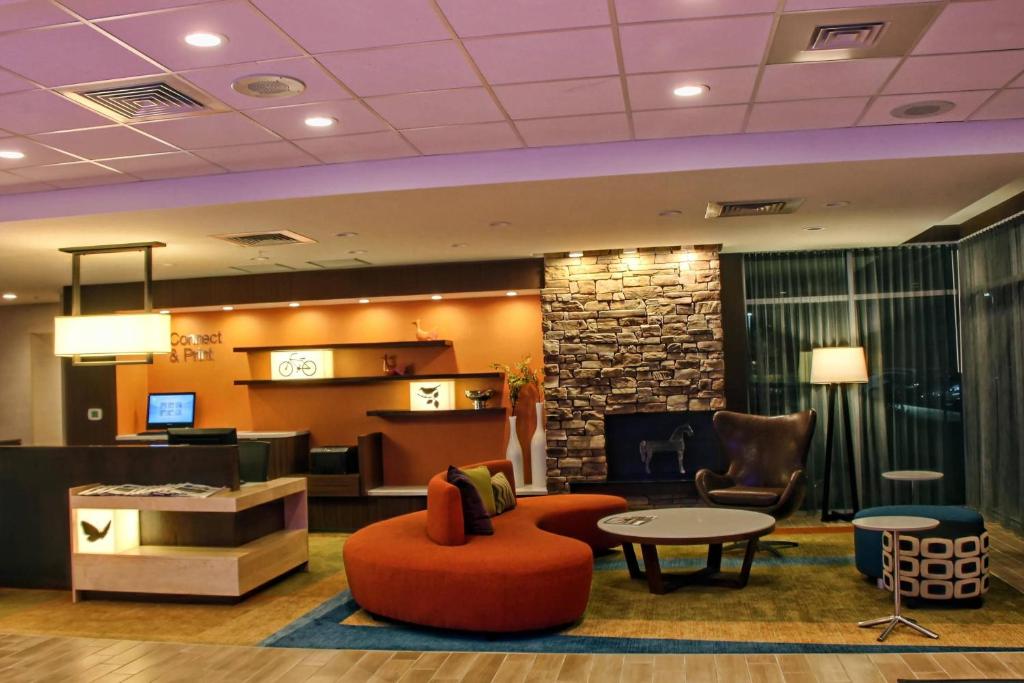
(77, 483), (225, 498)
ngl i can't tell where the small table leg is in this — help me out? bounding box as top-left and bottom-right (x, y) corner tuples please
(625, 540), (759, 594)
(640, 544), (667, 595)
(857, 530), (939, 641)
(622, 543), (643, 580)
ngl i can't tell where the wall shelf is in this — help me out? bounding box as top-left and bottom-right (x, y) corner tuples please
(367, 408), (505, 418)
(233, 340), (452, 353)
(234, 372), (502, 387)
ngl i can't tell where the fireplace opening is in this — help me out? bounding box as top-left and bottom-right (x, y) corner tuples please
(605, 411), (722, 482)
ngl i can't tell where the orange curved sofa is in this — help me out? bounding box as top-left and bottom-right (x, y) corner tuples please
(343, 460), (627, 632)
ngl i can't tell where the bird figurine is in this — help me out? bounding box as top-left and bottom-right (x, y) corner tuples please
(412, 319), (438, 341)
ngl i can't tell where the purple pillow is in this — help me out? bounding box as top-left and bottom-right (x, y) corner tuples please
(446, 466), (493, 535)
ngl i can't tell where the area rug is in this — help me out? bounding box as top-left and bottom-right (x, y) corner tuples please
(263, 527), (1024, 654)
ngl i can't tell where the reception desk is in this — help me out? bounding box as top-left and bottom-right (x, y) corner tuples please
(116, 430), (310, 479)
(0, 444), (241, 589)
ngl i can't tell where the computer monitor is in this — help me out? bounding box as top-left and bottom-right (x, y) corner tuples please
(146, 392), (196, 430)
(167, 428), (237, 446)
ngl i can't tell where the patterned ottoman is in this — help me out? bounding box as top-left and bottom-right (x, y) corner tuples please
(854, 505), (990, 603)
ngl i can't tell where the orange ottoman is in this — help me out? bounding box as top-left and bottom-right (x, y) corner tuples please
(343, 461), (627, 632)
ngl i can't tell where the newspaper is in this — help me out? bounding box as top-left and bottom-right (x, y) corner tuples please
(77, 483), (225, 498)
(603, 514), (657, 526)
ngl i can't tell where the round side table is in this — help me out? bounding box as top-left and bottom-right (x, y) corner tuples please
(882, 470), (943, 503)
(852, 515), (940, 642)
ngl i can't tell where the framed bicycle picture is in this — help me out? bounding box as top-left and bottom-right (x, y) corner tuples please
(270, 349), (333, 380)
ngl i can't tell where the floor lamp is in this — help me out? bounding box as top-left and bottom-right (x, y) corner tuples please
(811, 347), (868, 522)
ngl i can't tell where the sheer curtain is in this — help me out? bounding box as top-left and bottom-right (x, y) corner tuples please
(960, 214), (1024, 533)
(745, 246), (963, 510)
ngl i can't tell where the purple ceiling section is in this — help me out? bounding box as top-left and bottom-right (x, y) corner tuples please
(0, 0), (1019, 198)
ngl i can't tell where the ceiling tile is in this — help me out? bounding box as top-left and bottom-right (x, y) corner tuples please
(0, 137), (78, 167)
(785, 0), (930, 9)
(33, 125), (176, 159)
(633, 104), (747, 140)
(251, 0), (450, 53)
(628, 67), (758, 111)
(10, 161), (135, 188)
(620, 16), (773, 73)
(747, 97), (869, 133)
(59, 0), (218, 19)
(859, 90), (996, 127)
(914, 0), (1024, 55)
(366, 88), (503, 129)
(437, 0), (608, 37)
(0, 90), (111, 135)
(0, 67), (37, 95)
(99, 0), (301, 71)
(0, 1), (75, 31)
(465, 28), (618, 85)
(0, 24), (158, 87)
(193, 140), (318, 171)
(885, 51), (1024, 95)
(101, 151), (223, 179)
(517, 113), (630, 147)
(756, 59), (898, 102)
(616, 0), (776, 22)
(294, 131), (417, 163)
(317, 41), (480, 98)
(972, 88), (1024, 121)
(182, 58), (352, 110)
(494, 77), (623, 120)
(135, 112), (279, 148)
(246, 100), (387, 139)
(403, 122), (521, 155)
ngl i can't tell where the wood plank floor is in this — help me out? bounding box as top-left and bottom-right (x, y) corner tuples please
(1, 519), (1022, 682)
(2, 634), (1024, 682)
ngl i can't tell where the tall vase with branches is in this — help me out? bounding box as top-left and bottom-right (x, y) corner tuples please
(492, 357), (539, 487)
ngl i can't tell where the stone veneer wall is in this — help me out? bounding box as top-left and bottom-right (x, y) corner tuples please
(542, 246), (725, 491)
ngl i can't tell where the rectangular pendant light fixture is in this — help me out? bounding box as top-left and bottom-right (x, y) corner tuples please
(54, 241), (170, 366)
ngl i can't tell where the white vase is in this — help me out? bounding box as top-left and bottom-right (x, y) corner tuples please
(505, 414), (524, 488)
(529, 402), (547, 489)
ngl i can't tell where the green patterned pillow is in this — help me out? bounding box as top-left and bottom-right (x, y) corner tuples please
(461, 466), (496, 516)
(491, 472), (517, 515)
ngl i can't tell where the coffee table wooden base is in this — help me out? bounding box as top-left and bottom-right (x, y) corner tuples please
(622, 541), (758, 594)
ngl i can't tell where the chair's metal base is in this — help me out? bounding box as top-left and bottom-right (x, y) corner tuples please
(724, 539), (798, 558)
(858, 614), (939, 642)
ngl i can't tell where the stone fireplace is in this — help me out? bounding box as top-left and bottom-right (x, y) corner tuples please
(542, 246), (725, 492)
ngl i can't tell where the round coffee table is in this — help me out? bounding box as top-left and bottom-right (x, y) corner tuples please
(852, 515), (940, 642)
(882, 470), (943, 503)
(597, 508), (776, 594)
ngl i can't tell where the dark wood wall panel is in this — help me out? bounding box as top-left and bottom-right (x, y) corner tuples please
(308, 496), (425, 532)
(719, 253), (749, 413)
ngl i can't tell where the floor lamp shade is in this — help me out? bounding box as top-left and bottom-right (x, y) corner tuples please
(810, 347), (868, 384)
(54, 313), (171, 357)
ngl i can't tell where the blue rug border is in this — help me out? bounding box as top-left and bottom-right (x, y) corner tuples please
(262, 590), (1024, 656)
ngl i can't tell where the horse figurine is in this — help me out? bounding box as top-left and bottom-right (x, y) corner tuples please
(639, 423), (695, 475)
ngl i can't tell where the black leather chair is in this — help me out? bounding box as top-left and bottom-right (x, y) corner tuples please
(695, 410), (817, 554)
(238, 440), (270, 483)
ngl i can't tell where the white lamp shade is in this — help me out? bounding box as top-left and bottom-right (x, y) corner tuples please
(810, 346), (868, 384)
(54, 313), (171, 357)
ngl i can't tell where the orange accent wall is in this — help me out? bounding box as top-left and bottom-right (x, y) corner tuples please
(116, 295), (544, 485)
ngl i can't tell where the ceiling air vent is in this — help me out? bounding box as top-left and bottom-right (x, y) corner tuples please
(213, 230), (318, 248)
(60, 76), (227, 123)
(230, 263), (297, 274)
(307, 258), (372, 269)
(706, 198), (804, 219)
(808, 22), (885, 51)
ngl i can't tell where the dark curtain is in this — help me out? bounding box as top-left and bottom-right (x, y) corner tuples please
(745, 246), (963, 511)
(960, 215), (1024, 533)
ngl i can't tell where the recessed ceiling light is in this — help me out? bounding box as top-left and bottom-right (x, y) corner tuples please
(659, 209), (682, 217)
(2, 292), (17, 300)
(890, 100), (955, 119)
(348, 249), (367, 255)
(824, 200), (851, 208)
(506, 291), (518, 297)
(451, 242), (468, 248)
(222, 305), (234, 311)
(304, 116), (336, 128)
(336, 231), (359, 238)
(804, 226), (826, 232)
(568, 251), (584, 258)
(288, 302), (300, 308)
(159, 309), (170, 314)
(184, 32), (226, 48)
(673, 84), (710, 98)
(622, 248), (638, 255)
(489, 220), (512, 228)
(430, 294), (443, 301)
(358, 298), (370, 304)
(0, 150), (25, 160)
